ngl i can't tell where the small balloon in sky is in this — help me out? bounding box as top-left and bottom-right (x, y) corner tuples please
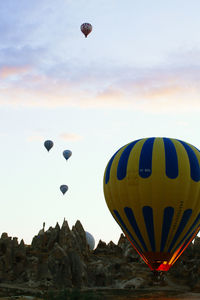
(80, 23), (92, 38)
(63, 150), (72, 161)
(44, 140), (54, 152)
(60, 185), (68, 195)
(85, 231), (95, 250)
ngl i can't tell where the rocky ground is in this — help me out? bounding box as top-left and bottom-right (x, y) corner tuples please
(0, 219), (200, 299)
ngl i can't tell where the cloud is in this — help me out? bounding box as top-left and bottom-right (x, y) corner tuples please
(59, 133), (83, 141)
(1, 0), (200, 113)
(27, 131), (82, 143)
(1, 60), (200, 113)
(27, 133), (44, 142)
(0, 65), (31, 79)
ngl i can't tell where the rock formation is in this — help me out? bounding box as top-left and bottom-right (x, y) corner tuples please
(0, 220), (200, 296)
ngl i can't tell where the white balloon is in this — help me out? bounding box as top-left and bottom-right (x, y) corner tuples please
(85, 231), (95, 250)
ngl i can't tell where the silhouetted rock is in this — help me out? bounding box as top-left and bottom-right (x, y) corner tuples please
(0, 219), (199, 296)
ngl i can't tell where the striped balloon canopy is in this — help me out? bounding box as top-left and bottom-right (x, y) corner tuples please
(80, 23), (92, 38)
(103, 137), (200, 272)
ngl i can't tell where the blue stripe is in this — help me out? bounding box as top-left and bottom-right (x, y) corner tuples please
(160, 207), (174, 252)
(117, 140), (140, 180)
(139, 138), (155, 178)
(105, 148), (122, 184)
(143, 206), (155, 251)
(113, 209), (143, 253)
(173, 213), (200, 253)
(163, 138), (178, 179)
(168, 209), (192, 252)
(194, 145), (200, 153)
(178, 140), (200, 182)
(124, 207), (148, 251)
(171, 224), (200, 265)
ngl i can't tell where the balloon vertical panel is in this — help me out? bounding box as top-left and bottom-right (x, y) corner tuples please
(125, 139), (152, 251)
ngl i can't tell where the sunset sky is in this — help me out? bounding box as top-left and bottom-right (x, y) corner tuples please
(1, 0), (200, 245)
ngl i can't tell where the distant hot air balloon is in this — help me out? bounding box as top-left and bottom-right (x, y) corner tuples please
(103, 137), (200, 272)
(63, 150), (72, 161)
(44, 140), (54, 152)
(60, 185), (68, 195)
(81, 23), (92, 38)
(85, 231), (95, 250)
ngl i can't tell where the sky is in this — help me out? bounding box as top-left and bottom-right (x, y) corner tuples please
(1, 0), (200, 246)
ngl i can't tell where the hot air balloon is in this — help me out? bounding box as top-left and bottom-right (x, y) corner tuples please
(60, 185), (68, 195)
(63, 150), (72, 161)
(103, 137), (200, 272)
(44, 140), (53, 152)
(85, 231), (95, 250)
(80, 23), (92, 38)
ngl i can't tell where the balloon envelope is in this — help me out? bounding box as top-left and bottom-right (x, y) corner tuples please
(44, 140), (53, 152)
(103, 137), (200, 272)
(81, 23), (92, 37)
(60, 185), (68, 195)
(63, 150), (72, 160)
(85, 231), (95, 250)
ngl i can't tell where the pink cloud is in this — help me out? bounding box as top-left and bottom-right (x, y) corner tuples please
(27, 134), (44, 142)
(0, 66), (31, 79)
(59, 133), (82, 141)
(1, 60), (200, 113)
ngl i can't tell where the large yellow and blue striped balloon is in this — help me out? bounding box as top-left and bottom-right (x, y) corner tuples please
(103, 137), (200, 271)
